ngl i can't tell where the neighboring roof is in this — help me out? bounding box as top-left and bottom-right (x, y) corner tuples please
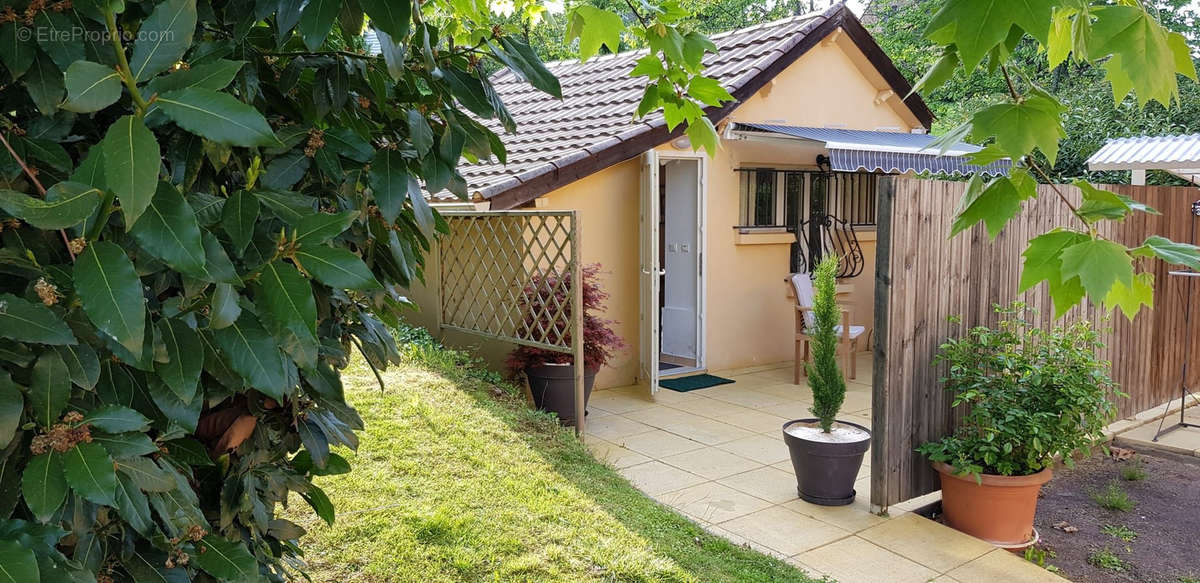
(732, 123), (1011, 176)
(1088, 135), (1200, 183)
(463, 2), (935, 209)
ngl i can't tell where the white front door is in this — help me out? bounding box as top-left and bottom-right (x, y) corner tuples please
(661, 159), (700, 360)
(639, 150), (661, 394)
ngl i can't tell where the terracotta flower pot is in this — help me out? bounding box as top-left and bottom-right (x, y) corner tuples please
(934, 462), (1052, 548)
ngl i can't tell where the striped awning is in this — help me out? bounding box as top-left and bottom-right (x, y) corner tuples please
(731, 123), (1011, 176)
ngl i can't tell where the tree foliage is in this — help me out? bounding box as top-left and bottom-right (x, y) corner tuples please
(914, 0), (1200, 318)
(0, 0), (726, 580)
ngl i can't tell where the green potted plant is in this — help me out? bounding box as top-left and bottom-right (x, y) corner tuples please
(918, 303), (1123, 548)
(782, 256), (871, 506)
(507, 264), (624, 426)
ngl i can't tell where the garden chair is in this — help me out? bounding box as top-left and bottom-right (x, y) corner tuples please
(790, 273), (864, 384)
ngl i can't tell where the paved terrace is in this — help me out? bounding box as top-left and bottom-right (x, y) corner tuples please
(584, 359), (1066, 583)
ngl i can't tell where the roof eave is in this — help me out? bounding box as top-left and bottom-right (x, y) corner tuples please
(487, 3), (936, 209)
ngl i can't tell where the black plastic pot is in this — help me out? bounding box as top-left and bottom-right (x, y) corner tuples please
(524, 364), (597, 426)
(782, 418), (871, 506)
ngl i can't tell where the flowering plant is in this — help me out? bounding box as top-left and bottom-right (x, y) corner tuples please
(506, 264), (625, 372)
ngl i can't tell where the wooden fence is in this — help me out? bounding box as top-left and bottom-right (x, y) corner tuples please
(871, 177), (1200, 508)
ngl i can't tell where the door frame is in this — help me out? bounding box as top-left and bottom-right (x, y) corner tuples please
(655, 150), (708, 372)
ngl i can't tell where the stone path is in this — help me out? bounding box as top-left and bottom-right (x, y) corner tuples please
(585, 361), (1066, 583)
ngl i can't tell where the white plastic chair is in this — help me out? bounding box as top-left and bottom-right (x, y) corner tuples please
(790, 273), (865, 384)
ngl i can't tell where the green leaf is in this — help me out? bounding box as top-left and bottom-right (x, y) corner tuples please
(0, 23), (35, 80)
(192, 535), (257, 582)
(1059, 238), (1133, 302)
(370, 149), (408, 223)
(29, 350), (70, 428)
(61, 60), (122, 113)
(1020, 231), (1090, 298)
(256, 261), (318, 368)
(566, 5), (624, 61)
(0, 373), (21, 450)
(1134, 235), (1200, 270)
(102, 115), (162, 229)
(113, 473), (154, 535)
(913, 47), (960, 94)
(925, 0), (1056, 70)
(0, 539), (39, 583)
(298, 0), (339, 50)
(92, 432), (158, 459)
(116, 456), (174, 492)
(195, 231), (241, 285)
(407, 109), (433, 157)
(130, 181), (206, 273)
(969, 91), (1065, 164)
(361, 0), (409, 39)
(1089, 5), (1177, 107)
(1105, 271), (1154, 320)
(686, 76), (732, 107)
(83, 405), (151, 433)
(155, 88), (279, 147)
(0, 294), (75, 345)
(128, 0), (197, 82)
(494, 36), (561, 98)
(684, 116), (719, 157)
(0, 182), (102, 229)
(155, 318), (202, 402)
(23, 50), (63, 116)
(1075, 180), (1132, 223)
(408, 174), (435, 235)
(221, 190), (258, 256)
(208, 283), (241, 330)
(22, 137), (72, 173)
(295, 210), (358, 245)
(146, 376), (202, 433)
(63, 441), (118, 506)
(21, 452), (66, 523)
(1168, 32), (1197, 82)
(295, 246), (381, 290)
(146, 58), (244, 94)
(212, 313), (288, 399)
(75, 241), (146, 356)
(324, 127), (374, 163)
(261, 151), (310, 191)
(53, 343), (100, 390)
(950, 174), (1032, 240)
(253, 189), (316, 224)
(1047, 7), (1073, 70)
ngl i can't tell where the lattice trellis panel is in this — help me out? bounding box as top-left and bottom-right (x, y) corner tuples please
(438, 211), (580, 354)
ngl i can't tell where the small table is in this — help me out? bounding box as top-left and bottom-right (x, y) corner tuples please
(1153, 270), (1200, 441)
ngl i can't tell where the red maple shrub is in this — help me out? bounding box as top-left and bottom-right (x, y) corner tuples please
(506, 264), (625, 372)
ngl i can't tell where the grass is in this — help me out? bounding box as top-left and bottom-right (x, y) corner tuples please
(1178, 576), (1200, 583)
(282, 328), (822, 582)
(1087, 548), (1129, 573)
(1100, 524), (1138, 542)
(1120, 459), (1148, 482)
(1091, 481), (1137, 512)
(1022, 545), (1060, 573)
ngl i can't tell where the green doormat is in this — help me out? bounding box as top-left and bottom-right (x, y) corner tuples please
(660, 374), (735, 392)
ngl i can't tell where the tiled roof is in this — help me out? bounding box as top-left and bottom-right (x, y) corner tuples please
(459, 6), (837, 202)
(451, 2), (932, 207)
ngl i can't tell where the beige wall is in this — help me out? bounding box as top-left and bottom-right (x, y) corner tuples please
(409, 28), (922, 388)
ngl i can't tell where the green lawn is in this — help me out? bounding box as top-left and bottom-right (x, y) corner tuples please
(284, 331), (824, 582)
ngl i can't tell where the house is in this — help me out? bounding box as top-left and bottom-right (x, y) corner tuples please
(407, 3), (1004, 390)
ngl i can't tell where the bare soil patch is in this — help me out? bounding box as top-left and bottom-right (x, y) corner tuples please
(1033, 449), (1200, 583)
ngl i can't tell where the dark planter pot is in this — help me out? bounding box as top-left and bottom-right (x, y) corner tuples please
(782, 419), (871, 506)
(524, 364), (597, 427)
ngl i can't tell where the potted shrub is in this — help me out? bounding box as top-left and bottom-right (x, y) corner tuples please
(917, 303), (1122, 548)
(507, 264), (624, 425)
(782, 256), (871, 506)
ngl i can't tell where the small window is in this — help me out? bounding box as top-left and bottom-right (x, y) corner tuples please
(739, 169), (786, 227)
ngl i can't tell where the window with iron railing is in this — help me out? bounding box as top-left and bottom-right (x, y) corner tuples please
(737, 169), (877, 228)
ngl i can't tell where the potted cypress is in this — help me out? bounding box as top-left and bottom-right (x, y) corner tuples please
(917, 304), (1122, 548)
(782, 256), (871, 506)
(507, 264), (624, 426)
